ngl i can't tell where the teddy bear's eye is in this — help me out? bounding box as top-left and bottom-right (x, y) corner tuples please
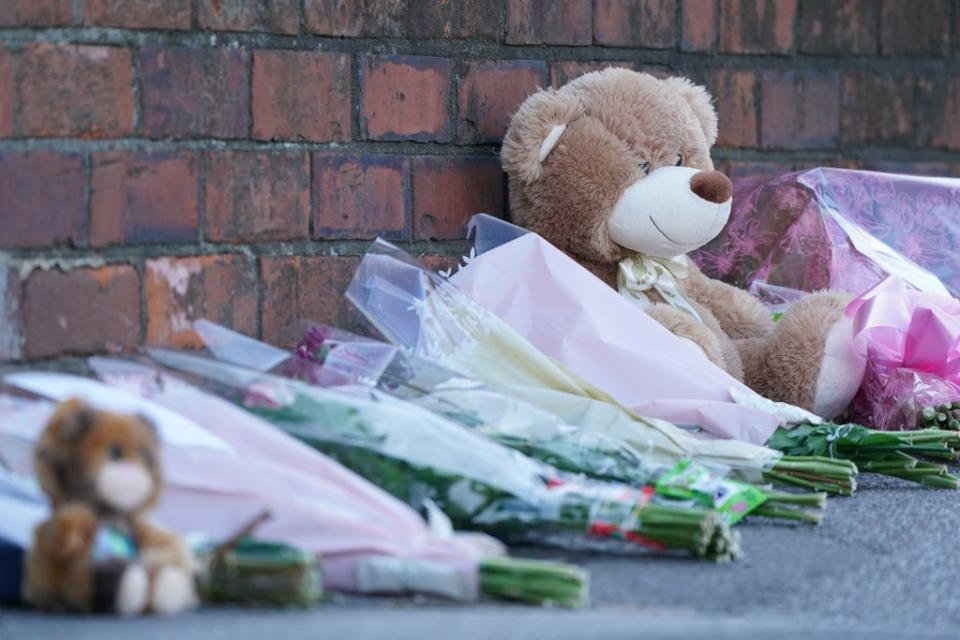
(108, 444), (124, 461)
(639, 161), (650, 174)
(676, 154), (684, 166)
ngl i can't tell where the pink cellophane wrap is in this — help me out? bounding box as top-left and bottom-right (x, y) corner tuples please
(692, 168), (960, 297)
(450, 233), (783, 444)
(844, 277), (960, 429)
(1, 367), (483, 598)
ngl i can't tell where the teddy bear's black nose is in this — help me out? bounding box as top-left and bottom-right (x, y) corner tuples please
(690, 170), (733, 204)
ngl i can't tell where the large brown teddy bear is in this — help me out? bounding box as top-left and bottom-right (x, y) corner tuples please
(24, 398), (196, 615)
(500, 68), (866, 419)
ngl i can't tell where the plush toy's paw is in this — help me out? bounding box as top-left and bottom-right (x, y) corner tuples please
(646, 304), (727, 369)
(150, 566), (197, 615)
(756, 291), (866, 419)
(115, 564), (149, 616)
(52, 504), (97, 560)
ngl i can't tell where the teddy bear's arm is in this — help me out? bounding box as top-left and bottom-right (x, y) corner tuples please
(645, 303), (727, 369)
(24, 503), (97, 611)
(683, 264), (775, 340)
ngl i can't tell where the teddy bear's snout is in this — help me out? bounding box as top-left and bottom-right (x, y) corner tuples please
(689, 170), (733, 204)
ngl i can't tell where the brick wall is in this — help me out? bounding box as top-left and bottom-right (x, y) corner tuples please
(2, 0), (959, 361)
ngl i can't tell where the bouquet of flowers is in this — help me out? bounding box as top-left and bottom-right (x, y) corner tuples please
(195, 320), (826, 524)
(345, 238), (857, 495)
(144, 348), (742, 562)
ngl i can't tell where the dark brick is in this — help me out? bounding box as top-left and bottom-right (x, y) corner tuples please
(681, 0), (717, 51)
(198, 0), (300, 34)
(361, 55), (451, 142)
(90, 151), (199, 247)
(83, 0), (191, 29)
(760, 70), (839, 149)
(18, 44), (134, 138)
(594, 0), (676, 48)
(550, 61), (632, 88)
(706, 69), (757, 148)
(140, 47), (249, 139)
(458, 60), (546, 143)
(0, 0), (72, 26)
(313, 153), (408, 240)
(506, 0), (592, 45)
(304, 0), (403, 36)
(719, 0), (797, 54)
(840, 72), (913, 146)
(880, 0), (950, 56)
(863, 160), (957, 177)
(0, 47), (12, 137)
(413, 156), (503, 240)
(404, 0), (501, 38)
(252, 51), (351, 142)
(260, 256), (363, 347)
(205, 150), (310, 242)
(23, 265), (140, 358)
(146, 255), (257, 348)
(0, 151), (86, 249)
(0, 257), (21, 361)
(917, 76), (960, 150)
(799, 0), (878, 55)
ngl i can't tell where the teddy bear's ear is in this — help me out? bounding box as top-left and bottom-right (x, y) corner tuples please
(501, 88), (583, 184)
(663, 77), (718, 146)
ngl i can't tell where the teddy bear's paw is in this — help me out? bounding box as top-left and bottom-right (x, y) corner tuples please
(149, 566), (197, 615)
(115, 564), (149, 616)
(812, 314), (866, 419)
(647, 304), (727, 369)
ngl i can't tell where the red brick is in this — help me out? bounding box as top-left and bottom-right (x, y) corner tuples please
(361, 55), (451, 142)
(0, 151), (86, 249)
(706, 69), (757, 148)
(304, 0), (402, 36)
(413, 156), (503, 240)
(506, 0), (592, 45)
(18, 44), (134, 138)
(140, 47), (249, 139)
(404, 0), (501, 38)
(146, 255), (257, 348)
(83, 0), (191, 29)
(881, 0), (950, 56)
(260, 256), (363, 347)
(719, 0), (797, 54)
(252, 51), (350, 142)
(760, 70), (839, 149)
(0, 0), (72, 26)
(594, 0), (676, 48)
(90, 151), (199, 247)
(313, 153), (408, 240)
(681, 0), (717, 51)
(0, 47), (13, 137)
(550, 61), (633, 88)
(458, 60), (546, 144)
(23, 265), (140, 358)
(204, 151), (310, 243)
(840, 72), (913, 146)
(799, 0), (878, 55)
(720, 160), (792, 185)
(198, 0), (300, 34)
(917, 76), (960, 150)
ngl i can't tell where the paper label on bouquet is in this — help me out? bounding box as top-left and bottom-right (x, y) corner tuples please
(825, 206), (951, 297)
(3, 372), (234, 454)
(655, 460), (765, 525)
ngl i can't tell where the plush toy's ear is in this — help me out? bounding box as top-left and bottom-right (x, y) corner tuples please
(663, 77), (718, 146)
(34, 397), (96, 504)
(501, 88), (583, 184)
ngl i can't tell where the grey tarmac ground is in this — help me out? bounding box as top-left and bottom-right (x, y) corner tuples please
(3, 472), (959, 640)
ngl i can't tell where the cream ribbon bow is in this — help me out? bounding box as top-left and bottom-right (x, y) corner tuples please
(617, 253), (702, 321)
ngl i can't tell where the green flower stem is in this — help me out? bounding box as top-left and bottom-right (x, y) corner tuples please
(751, 503), (822, 525)
(478, 556), (588, 607)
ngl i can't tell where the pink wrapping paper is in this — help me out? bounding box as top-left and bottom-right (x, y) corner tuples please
(692, 168), (960, 298)
(845, 277), (960, 429)
(2, 366), (483, 597)
(450, 233), (784, 445)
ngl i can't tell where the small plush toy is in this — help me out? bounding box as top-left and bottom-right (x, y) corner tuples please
(23, 398), (196, 615)
(501, 69), (866, 418)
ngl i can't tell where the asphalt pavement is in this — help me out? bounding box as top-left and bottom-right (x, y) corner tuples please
(2, 472), (958, 640)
